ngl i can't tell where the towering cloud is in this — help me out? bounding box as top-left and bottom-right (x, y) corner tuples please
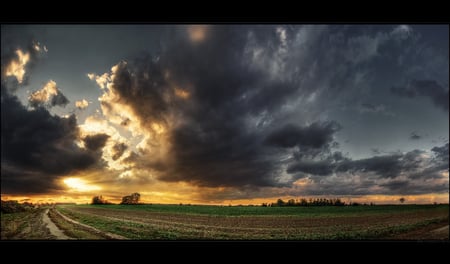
(84, 25), (449, 195)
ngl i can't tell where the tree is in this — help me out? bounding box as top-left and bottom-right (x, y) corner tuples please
(121, 192), (141, 205)
(287, 199), (296, 206)
(276, 198), (285, 207)
(399, 197), (405, 204)
(91, 195), (108, 205)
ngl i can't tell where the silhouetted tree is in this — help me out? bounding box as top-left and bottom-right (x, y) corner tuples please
(121, 192), (141, 205)
(287, 199), (296, 206)
(91, 195), (108, 205)
(300, 198), (308, 206)
(399, 197), (405, 204)
(276, 199), (285, 207)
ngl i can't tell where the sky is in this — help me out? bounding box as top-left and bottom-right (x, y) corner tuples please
(1, 24), (448, 205)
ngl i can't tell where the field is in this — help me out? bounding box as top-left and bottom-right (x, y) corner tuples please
(2, 204), (448, 240)
(54, 204), (449, 240)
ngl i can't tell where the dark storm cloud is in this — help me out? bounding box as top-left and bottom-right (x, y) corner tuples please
(336, 150), (423, 178)
(1, 89), (103, 194)
(431, 143), (449, 163)
(83, 133), (110, 151)
(264, 122), (341, 149)
(103, 25), (449, 191)
(410, 132), (422, 140)
(287, 160), (335, 176)
(379, 180), (409, 191)
(290, 144), (448, 196)
(391, 79), (449, 111)
(1, 164), (60, 194)
(288, 147), (444, 182)
(105, 26), (316, 187)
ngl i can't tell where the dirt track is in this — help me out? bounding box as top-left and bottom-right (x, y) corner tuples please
(52, 209), (127, 239)
(42, 209), (71, 239)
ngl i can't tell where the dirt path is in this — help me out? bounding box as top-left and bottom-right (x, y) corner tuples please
(42, 209), (72, 239)
(54, 209), (127, 239)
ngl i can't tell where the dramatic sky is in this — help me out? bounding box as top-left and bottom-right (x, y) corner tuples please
(1, 25), (448, 204)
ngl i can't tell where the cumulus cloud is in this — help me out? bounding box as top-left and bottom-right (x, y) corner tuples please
(28, 80), (69, 108)
(87, 73), (110, 89)
(4, 49), (29, 84)
(391, 79), (449, 111)
(75, 99), (89, 109)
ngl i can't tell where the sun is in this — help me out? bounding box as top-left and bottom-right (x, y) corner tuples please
(63, 177), (101, 192)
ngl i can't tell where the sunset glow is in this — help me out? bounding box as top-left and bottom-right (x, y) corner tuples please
(63, 178), (101, 192)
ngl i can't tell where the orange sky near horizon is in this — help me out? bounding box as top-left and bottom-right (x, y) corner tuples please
(2, 193), (448, 206)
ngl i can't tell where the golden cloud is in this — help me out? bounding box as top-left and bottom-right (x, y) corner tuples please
(5, 49), (30, 83)
(29, 80), (58, 103)
(75, 99), (89, 109)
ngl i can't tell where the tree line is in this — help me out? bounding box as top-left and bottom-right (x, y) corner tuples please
(90, 194), (407, 206)
(262, 198), (373, 207)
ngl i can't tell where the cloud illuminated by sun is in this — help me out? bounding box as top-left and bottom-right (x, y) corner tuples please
(75, 99), (89, 109)
(28, 80), (58, 103)
(5, 49), (30, 83)
(174, 88), (190, 99)
(63, 177), (101, 192)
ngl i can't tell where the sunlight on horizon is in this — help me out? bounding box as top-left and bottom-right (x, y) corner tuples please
(63, 177), (101, 192)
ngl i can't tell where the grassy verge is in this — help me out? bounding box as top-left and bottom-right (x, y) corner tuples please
(1, 211), (32, 239)
(47, 209), (107, 239)
(1, 208), (53, 239)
